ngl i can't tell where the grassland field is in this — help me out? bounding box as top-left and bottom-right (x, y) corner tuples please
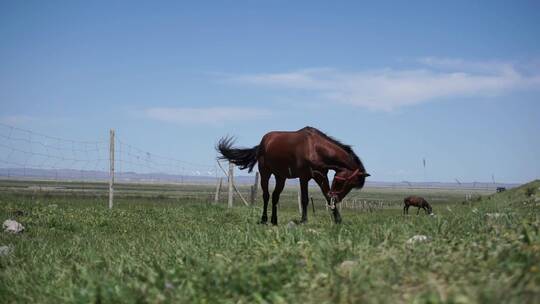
(0, 179), (539, 303)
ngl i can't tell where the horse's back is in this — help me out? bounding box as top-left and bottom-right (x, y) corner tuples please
(404, 195), (426, 206)
(257, 129), (312, 176)
(260, 130), (308, 154)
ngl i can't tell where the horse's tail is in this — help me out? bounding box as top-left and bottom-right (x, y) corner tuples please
(216, 136), (259, 173)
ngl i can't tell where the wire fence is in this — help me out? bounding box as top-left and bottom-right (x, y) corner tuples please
(0, 123), (239, 204)
(115, 138), (220, 184)
(0, 123), (224, 183)
(0, 123), (109, 181)
(0, 123), (506, 209)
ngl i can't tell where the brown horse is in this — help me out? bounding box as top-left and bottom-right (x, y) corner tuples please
(403, 196), (433, 215)
(217, 126), (369, 224)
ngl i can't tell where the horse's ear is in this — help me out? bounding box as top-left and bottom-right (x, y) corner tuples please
(362, 172), (370, 177)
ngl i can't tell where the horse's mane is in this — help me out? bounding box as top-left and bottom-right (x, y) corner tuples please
(301, 126), (365, 171)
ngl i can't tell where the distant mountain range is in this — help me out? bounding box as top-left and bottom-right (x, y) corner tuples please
(0, 167), (520, 190)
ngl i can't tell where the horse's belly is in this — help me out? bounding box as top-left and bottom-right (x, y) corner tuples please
(260, 131), (308, 178)
(263, 155), (301, 178)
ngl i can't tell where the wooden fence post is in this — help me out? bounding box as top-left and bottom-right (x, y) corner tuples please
(250, 172), (259, 205)
(214, 177), (222, 204)
(108, 129), (115, 209)
(228, 162), (234, 208)
(217, 161), (249, 206)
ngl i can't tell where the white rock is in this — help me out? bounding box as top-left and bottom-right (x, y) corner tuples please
(0, 245), (13, 256)
(337, 260), (357, 276)
(287, 221), (296, 229)
(307, 228), (320, 235)
(485, 213), (503, 218)
(407, 235), (430, 244)
(3, 219), (25, 233)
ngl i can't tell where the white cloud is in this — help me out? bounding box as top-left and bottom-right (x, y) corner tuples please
(145, 107), (272, 124)
(227, 58), (540, 111)
(417, 57), (515, 74)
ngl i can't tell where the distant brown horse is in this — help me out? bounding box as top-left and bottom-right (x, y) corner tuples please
(403, 196), (432, 215)
(217, 127), (369, 224)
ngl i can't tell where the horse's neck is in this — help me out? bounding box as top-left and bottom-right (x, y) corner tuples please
(320, 144), (357, 171)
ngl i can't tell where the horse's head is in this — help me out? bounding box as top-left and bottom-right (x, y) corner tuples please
(329, 168), (370, 202)
(426, 203), (433, 214)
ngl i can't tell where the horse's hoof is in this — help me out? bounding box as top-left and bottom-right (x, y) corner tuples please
(258, 220), (268, 225)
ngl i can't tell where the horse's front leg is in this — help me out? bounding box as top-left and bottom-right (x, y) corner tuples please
(300, 178), (309, 223)
(312, 172), (331, 205)
(313, 172), (341, 224)
(271, 177), (286, 225)
(332, 203), (342, 224)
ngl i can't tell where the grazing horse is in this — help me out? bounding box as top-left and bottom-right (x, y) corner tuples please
(403, 196), (433, 215)
(217, 126), (369, 224)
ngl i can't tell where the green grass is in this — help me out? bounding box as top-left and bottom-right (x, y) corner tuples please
(1, 181), (539, 303)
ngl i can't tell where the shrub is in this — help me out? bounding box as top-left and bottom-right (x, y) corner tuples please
(525, 187), (536, 197)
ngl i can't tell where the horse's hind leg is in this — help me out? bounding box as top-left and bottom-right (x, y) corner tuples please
(259, 172), (271, 224)
(416, 207), (420, 215)
(271, 176), (286, 225)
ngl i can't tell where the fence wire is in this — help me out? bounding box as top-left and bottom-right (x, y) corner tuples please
(0, 123), (222, 185)
(0, 123), (109, 181)
(0, 123), (497, 207)
(115, 138), (221, 184)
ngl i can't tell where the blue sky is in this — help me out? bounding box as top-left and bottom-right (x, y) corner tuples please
(1, 1), (539, 183)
